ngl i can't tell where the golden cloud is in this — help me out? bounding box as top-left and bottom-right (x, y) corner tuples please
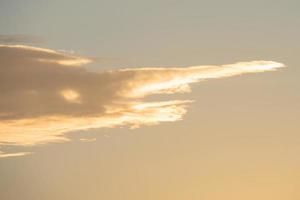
(0, 44), (285, 157)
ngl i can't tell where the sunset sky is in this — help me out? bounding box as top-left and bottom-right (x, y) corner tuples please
(0, 0), (299, 199)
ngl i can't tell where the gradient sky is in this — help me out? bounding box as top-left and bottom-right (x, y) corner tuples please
(0, 0), (299, 200)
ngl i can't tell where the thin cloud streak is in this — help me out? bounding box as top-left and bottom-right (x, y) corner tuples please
(0, 151), (32, 158)
(0, 44), (286, 157)
(0, 34), (42, 44)
(79, 138), (97, 142)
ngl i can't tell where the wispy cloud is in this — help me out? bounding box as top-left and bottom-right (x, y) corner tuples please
(0, 44), (286, 157)
(0, 151), (32, 158)
(0, 34), (42, 44)
(79, 138), (97, 142)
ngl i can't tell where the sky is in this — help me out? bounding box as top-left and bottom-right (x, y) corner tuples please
(0, 0), (299, 199)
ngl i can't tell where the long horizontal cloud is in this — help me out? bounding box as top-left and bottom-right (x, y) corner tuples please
(0, 44), (285, 157)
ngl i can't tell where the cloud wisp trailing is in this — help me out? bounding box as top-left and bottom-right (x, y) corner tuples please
(0, 34), (42, 44)
(0, 151), (32, 158)
(0, 44), (285, 157)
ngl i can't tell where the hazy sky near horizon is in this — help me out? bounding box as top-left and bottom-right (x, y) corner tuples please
(0, 0), (300, 200)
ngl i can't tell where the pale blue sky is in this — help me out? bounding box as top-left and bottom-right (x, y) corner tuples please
(1, 0), (299, 67)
